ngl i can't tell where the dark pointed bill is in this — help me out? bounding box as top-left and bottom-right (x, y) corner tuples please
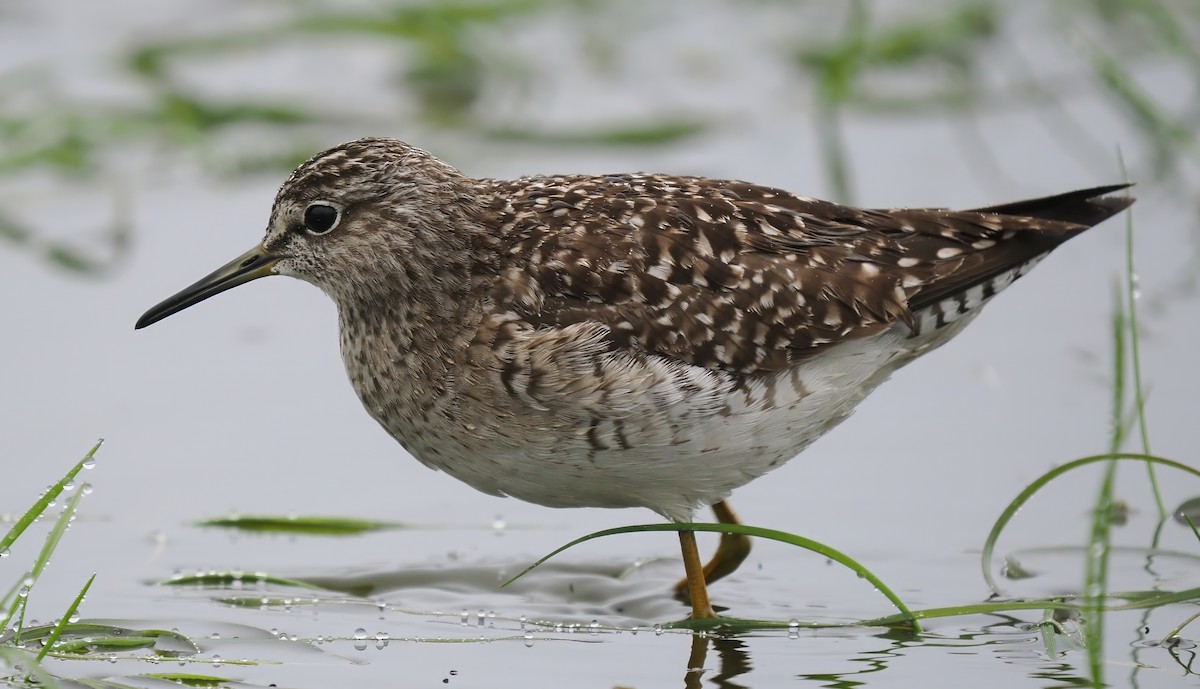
(135, 246), (280, 329)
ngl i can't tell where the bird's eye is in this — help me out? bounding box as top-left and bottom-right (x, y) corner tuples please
(303, 203), (340, 235)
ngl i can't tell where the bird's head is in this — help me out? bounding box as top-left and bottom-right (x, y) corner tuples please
(135, 137), (477, 330)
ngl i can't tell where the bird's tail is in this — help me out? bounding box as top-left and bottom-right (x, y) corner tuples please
(969, 183), (1135, 227)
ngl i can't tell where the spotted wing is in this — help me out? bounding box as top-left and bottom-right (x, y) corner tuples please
(483, 175), (1131, 375)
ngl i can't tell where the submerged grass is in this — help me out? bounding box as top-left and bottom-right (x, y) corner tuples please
(0, 440), (101, 638)
(0, 442), (262, 687)
(159, 571), (325, 591)
(0, 443), (101, 687)
(196, 514), (406, 536)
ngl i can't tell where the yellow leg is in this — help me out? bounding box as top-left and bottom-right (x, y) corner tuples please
(674, 501), (752, 604)
(678, 530), (717, 618)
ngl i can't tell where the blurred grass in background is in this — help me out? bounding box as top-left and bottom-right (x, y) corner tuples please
(1, 0), (1197, 275)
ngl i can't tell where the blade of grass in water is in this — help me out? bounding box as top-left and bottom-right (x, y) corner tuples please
(34, 573), (94, 662)
(140, 673), (234, 687)
(980, 453), (1200, 594)
(0, 440), (101, 560)
(196, 515), (405, 536)
(1081, 283), (1129, 686)
(158, 571), (324, 591)
(1118, 176), (1161, 515)
(18, 623), (200, 657)
(1184, 514), (1200, 543)
(505, 522), (920, 632)
(1161, 609), (1200, 643)
(1, 457), (93, 636)
(1038, 607), (1061, 657)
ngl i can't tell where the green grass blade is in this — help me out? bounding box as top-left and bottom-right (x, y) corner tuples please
(17, 623), (201, 657)
(1039, 607), (1059, 658)
(859, 586), (1200, 628)
(1119, 179), (1162, 516)
(30, 480), (86, 583)
(1083, 456), (1118, 686)
(10, 593), (26, 647)
(48, 635), (157, 655)
(196, 514), (405, 536)
(1160, 609), (1200, 644)
(1, 457), (92, 634)
(158, 571), (324, 590)
(35, 573), (94, 662)
(1108, 279), (1126, 456)
(139, 674), (233, 687)
(0, 440), (101, 558)
(1184, 515), (1200, 545)
(1082, 285), (1125, 687)
(981, 453), (1200, 594)
(504, 522), (920, 631)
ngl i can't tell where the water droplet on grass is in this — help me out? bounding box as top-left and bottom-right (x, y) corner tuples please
(1173, 496), (1200, 526)
(523, 631), (534, 647)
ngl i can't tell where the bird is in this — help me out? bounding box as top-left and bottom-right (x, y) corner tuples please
(136, 137), (1133, 619)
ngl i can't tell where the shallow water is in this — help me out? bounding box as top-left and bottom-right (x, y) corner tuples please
(1, 2), (1199, 687)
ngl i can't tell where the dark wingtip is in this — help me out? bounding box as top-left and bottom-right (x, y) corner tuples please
(970, 183), (1135, 227)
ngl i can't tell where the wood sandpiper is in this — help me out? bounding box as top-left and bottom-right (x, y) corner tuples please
(136, 137), (1133, 619)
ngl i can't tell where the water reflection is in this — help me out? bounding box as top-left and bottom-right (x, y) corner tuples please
(685, 635), (753, 689)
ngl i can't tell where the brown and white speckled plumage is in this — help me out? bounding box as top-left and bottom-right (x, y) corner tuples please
(172, 138), (1135, 522)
